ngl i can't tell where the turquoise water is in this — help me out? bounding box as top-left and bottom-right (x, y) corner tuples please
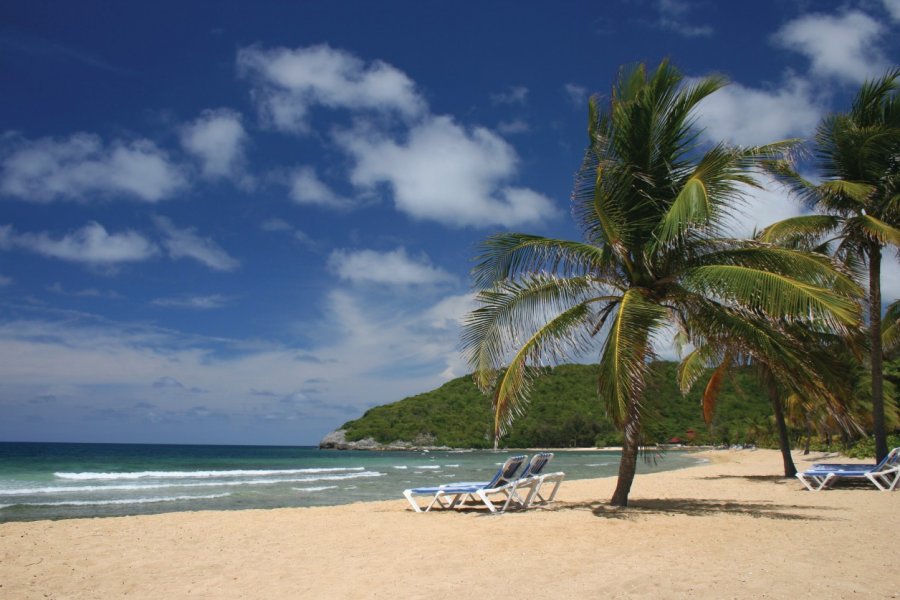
(0, 442), (703, 522)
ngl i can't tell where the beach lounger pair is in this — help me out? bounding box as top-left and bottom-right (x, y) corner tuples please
(402, 453), (565, 513)
(796, 447), (900, 491)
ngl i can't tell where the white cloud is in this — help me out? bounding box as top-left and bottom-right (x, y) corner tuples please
(693, 76), (824, 146)
(336, 116), (559, 227)
(0, 222), (158, 265)
(723, 176), (805, 239)
(151, 294), (230, 309)
(328, 247), (456, 286)
(654, 0), (713, 37)
(154, 216), (239, 271)
(290, 166), (352, 208)
(773, 11), (888, 83)
(497, 120), (530, 135)
(237, 44), (426, 133)
(180, 108), (250, 183)
(490, 86), (528, 105)
(260, 218), (293, 232)
(0, 274), (12, 286)
(0, 283), (474, 442)
(881, 259), (900, 302)
(423, 293), (476, 329)
(564, 83), (588, 107)
(0, 133), (185, 202)
(46, 283), (121, 299)
(884, 0), (900, 21)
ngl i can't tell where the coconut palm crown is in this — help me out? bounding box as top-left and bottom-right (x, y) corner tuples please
(461, 61), (862, 507)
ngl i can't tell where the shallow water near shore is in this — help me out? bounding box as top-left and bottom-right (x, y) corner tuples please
(0, 442), (703, 521)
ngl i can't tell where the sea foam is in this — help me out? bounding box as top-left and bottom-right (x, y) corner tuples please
(0, 493), (232, 508)
(54, 467), (365, 480)
(1, 471), (384, 496)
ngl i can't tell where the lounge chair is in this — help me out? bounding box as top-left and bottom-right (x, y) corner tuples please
(511, 452), (565, 507)
(796, 447), (900, 491)
(403, 455), (527, 513)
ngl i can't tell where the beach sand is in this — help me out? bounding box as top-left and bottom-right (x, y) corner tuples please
(0, 449), (895, 599)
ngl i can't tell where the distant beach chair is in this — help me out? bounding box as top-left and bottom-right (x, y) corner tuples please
(796, 447), (900, 491)
(511, 452), (565, 508)
(402, 455), (527, 513)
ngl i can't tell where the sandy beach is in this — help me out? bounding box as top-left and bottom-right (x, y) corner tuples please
(0, 448), (895, 599)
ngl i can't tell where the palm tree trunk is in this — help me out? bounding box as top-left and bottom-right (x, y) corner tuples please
(610, 397), (641, 507)
(767, 377), (796, 477)
(869, 242), (888, 462)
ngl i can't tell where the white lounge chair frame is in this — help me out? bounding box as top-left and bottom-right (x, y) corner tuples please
(403, 455), (527, 513)
(797, 447), (900, 491)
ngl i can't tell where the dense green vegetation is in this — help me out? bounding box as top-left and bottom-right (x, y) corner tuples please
(341, 362), (775, 448)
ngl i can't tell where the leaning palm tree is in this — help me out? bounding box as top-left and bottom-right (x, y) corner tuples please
(462, 61), (862, 506)
(765, 67), (900, 461)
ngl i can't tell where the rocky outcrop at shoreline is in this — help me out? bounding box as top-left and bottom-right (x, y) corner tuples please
(318, 429), (452, 451)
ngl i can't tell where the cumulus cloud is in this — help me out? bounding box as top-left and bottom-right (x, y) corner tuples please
(884, 0), (900, 21)
(773, 11), (889, 83)
(0, 284), (474, 442)
(693, 76), (825, 146)
(722, 176), (805, 239)
(564, 83), (588, 107)
(336, 116), (559, 227)
(237, 44), (426, 133)
(490, 85), (528, 105)
(180, 108), (250, 183)
(423, 293), (476, 329)
(0, 133), (185, 202)
(328, 247), (456, 286)
(290, 166), (352, 208)
(0, 222), (159, 265)
(260, 218), (293, 232)
(654, 0), (713, 37)
(153, 216), (239, 271)
(151, 294), (230, 309)
(497, 120), (530, 135)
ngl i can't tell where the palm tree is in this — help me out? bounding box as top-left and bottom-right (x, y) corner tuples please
(765, 68), (900, 461)
(462, 61), (861, 506)
(680, 325), (861, 478)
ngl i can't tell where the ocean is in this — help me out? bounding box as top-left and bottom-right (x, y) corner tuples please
(0, 442), (703, 522)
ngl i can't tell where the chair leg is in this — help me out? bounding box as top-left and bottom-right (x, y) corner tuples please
(477, 489), (498, 513)
(403, 490), (424, 512)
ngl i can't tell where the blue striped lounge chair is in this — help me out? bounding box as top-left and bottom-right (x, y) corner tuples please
(796, 447), (900, 491)
(402, 455), (527, 513)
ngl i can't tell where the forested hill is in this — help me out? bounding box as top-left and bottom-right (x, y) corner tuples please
(337, 362), (773, 448)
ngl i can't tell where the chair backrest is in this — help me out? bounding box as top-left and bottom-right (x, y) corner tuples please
(485, 455), (527, 488)
(876, 447), (900, 471)
(521, 452), (554, 478)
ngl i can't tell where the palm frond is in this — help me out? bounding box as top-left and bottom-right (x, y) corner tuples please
(676, 346), (720, 395)
(682, 264), (861, 330)
(694, 245), (862, 297)
(702, 361), (729, 426)
(757, 215), (841, 245)
(489, 301), (598, 441)
(855, 214), (900, 247)
(471, 234), (615, 288)
(597, 288), (668, 425)
(462, 274), (609, 390)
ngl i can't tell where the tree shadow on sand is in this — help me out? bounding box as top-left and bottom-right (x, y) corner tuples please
(544, 497), (835, 521)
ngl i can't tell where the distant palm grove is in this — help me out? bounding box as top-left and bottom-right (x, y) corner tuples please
(456, 61), (899, 506)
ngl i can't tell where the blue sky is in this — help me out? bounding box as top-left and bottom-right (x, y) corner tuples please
(1, 0), (898, 445)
